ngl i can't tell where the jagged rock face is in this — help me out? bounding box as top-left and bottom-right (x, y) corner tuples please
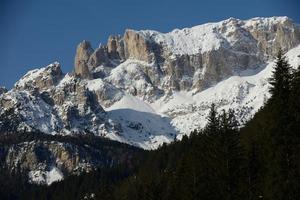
(244, 17), (300, 58)
(0, 136), (140, 185)
(86, 79), (124, 107)
(75, 37), (125, 79)
(0, 64), (120, 136)
(190, 48), (263, 91)
(105, 60), (163, 100)
(88, 46), (111, 69)
(74, 40), (94, 79)
(123, 29), (155, 63)
(50, 79), (110, 134)
(4, 141), (94, 174)
(107, 35), (125, 60)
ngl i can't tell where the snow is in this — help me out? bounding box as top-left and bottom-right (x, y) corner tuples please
(15, 62), (60, 88)
(137, 16), (291, 55)
(106, 59), (155, 95)
(106, 93), (156, 113)
(138, 24), (223, 55)
(1, 90), (60, 134)
(243, 16), (290, 28)
(47, 167), (64, 185)
(153, 63), (271, 134)
(28, 167), (63, 185)
(286, 46), (300, 68)
(56, 73), (74, 88)
(86, 78), (106, 91)
(15, 68), (46, 88)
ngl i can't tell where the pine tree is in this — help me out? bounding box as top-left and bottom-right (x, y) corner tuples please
(269, 49), (293, 102)
(205, 103), (220, 136)
(268, 50), (295, 200)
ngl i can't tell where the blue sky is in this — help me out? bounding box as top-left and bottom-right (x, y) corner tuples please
(0, 0), (299, 88)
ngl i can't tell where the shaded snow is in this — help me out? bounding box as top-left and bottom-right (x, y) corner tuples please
(86, 78), (106, 91)
(105, 94), (176, 149)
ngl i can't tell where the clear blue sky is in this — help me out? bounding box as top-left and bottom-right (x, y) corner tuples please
(0, 0), (299, 88)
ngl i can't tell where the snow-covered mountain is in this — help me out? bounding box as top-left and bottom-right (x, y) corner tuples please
(1, 16), (300, 150)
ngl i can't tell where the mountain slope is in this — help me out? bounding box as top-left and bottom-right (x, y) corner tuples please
(105, 45), (300, 142)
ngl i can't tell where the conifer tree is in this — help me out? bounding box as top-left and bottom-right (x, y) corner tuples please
(205, 103), (220, 135)
(268, 49), (294, 200)
(269, 49), (293, 102)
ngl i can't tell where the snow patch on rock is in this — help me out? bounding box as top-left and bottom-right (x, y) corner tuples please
(28, 167), (63, 185)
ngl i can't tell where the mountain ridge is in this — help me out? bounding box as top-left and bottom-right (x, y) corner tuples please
(0, 16), (300, 150)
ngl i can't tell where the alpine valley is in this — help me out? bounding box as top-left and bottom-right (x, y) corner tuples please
(0, 16), (300, 186)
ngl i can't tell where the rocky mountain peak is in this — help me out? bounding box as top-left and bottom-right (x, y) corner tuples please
(14, 62), (63, 91)
(73, 17), (300, 93)
(74, 40), (94, 79)
(123, 29), (154, 62)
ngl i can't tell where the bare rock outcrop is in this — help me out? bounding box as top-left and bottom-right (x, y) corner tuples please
(74, 40), (93, 79)
(244, 17), (300, 58)
(123, 29), (153, 62)
(88, 46), (112, 68)
(107, 35), (125, 60)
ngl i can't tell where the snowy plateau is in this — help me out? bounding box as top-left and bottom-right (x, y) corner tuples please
(1, 16), (300, 150)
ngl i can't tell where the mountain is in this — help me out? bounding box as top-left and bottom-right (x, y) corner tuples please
(1, 16), (300, 186)
(1, 16), (300, 151)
